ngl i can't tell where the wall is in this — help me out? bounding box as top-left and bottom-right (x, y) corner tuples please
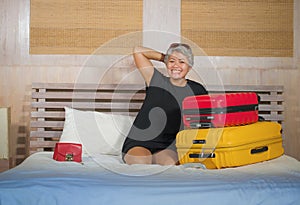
(0, 0), (299, 167)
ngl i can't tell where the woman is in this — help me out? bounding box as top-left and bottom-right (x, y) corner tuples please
(122, 43), (208, 165)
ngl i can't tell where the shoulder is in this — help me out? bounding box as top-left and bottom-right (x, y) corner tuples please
(149, 68), (169, 86)
(186, 79), (204, 87)
(187, 79), (208, 94)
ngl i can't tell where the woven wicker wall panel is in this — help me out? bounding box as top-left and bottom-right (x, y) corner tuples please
(30, 0), (143, 55)
(181, 0), (294, 57)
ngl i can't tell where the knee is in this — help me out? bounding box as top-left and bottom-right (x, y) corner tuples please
(153, 149), (178, 165)
(124, 155), (152, 165)
(123, 147), (152, 165)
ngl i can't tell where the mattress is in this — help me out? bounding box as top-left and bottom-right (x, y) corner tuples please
(0, 152), (300, 205)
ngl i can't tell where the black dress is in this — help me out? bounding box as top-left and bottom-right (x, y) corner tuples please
(122, 68), (208, 155)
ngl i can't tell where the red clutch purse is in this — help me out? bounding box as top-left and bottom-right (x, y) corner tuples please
(53, 142), (82, 162)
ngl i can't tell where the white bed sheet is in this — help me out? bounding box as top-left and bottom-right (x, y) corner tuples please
(9, 152), (300, 176)
(1, 152), (300, 205)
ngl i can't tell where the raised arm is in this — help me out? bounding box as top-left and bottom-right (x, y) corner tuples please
(133, 46), (165, 86)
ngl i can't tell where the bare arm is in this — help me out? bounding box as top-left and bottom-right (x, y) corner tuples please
(133, 46), (165, 86)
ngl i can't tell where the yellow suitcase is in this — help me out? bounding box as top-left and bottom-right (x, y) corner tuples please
(176, 122), (284, 169)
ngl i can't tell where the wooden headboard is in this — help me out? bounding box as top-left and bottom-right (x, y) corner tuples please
(30, 83), (284, 153)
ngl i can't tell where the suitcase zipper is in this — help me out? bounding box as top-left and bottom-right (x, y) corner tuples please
(183, 104), (258, 115)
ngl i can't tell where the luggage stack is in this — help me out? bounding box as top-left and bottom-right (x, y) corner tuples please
(176, 92), (284, 169)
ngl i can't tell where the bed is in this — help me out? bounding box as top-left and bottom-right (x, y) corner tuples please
(0, 83), (300, 205)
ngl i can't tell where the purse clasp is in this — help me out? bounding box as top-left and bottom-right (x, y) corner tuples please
(65, 153), (74, 161)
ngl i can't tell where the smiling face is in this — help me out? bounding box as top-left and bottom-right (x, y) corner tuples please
(166, 51), (191, 81)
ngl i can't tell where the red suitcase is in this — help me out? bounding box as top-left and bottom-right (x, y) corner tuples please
(182, 92), (259, 128)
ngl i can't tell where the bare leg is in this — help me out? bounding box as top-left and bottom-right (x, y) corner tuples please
(123, 146), (152, 165)
(153, 149), (178, 165)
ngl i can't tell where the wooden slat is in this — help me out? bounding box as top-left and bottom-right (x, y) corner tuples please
(259, 115), (284, 122)
(31, 91), (146, 100)
(32, 83), (146, 90)
(31, 111), (65, 118)
(30, 140), (56, 148)
(30, 131), (62, 138)
(258, 104), (284, 111)
(31, 110), (138, 119)
(31, 121), (64, 128)
(207, 85), (283, 92)
(258, 94), (284, 102)
(31, 101), (143, 110)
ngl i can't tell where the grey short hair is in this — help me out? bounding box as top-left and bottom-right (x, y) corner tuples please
(165, 43), (194, 66)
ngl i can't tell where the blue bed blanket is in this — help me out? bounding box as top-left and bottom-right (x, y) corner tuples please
(1, 152), (300, 205)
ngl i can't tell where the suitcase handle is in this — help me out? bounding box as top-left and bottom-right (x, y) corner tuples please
(251, 146), (268, 154)
(190, 122), (213, 128)
(189, 153), (215, 158)
(186, 116), (215, 121)
(193, 139), (206, 144)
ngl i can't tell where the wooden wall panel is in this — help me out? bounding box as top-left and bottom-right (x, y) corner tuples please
(181, 0), (294, 57)
(30, 0), (143, 54)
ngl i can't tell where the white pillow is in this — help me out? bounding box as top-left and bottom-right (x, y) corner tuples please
(60, 107), (134, 156)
